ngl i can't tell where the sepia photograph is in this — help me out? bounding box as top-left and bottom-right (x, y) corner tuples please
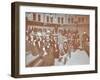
(25, 12), (90, 67)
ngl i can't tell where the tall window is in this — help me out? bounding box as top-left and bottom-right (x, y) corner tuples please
(71, 17), (74, 23)
(33, 13), (36, 21)
(58, 17), (60, 23)
(47, 16), (49, 22)
(61, 17), (64, 24)
(78, 17), (84, 23)
(78, 17), (81, 23)
(68, 17), (70, 23)
(82, 17), (84, 23)
(50, 17), (53, 23)
(38, 14), (41, 21)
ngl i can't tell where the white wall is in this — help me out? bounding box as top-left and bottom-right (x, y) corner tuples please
(0, 0), (100, 80)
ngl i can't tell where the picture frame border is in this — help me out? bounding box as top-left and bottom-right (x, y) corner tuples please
(11, 2), (98, 78)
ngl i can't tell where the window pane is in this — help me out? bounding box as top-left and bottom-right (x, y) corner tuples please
(33, 13), (36, 21)
(38, 14), (41, 21)
(47, 16), (49, 22)
(58, 17), (60, 23)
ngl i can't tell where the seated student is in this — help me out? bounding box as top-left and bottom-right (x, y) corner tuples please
(42, 40), (55, 66)
(38, 37), (46, 57)
(53, 42), (60, 59)
(63, 41), (69, 55)
(63, 42), (68, 54)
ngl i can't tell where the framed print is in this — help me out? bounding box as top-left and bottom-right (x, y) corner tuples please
(11, 2), (98, 78)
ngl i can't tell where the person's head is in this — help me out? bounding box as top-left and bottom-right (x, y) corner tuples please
(50, 35), (54, 40)
(63, 41), (67, 46)
(83, 31), (87, 35)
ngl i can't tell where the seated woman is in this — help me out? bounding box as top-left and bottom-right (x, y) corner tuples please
(63, 42), (68, 53)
